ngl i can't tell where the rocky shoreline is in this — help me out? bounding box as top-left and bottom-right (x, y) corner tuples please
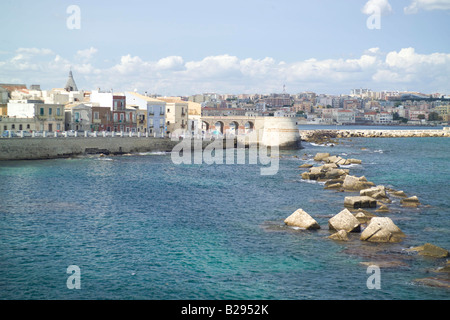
(300, 128), (450, 145)
(285, 151), (449, 289)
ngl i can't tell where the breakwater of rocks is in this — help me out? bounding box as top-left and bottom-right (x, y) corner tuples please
(284, 151), (449, 288)
(300, 128), (450, 144)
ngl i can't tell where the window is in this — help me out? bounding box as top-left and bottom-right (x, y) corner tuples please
(56, 108), (61, 116)
(11, 124), (15, 129)
(27, 124), (30, 129)
(19, 124), (23, 130)
(48, 108), (52, 116)
(3, 125), (6, 130)
(94, 112), (99, 120)
(114, 113), (118, 122)
(120, 113), (124, 121)
(57, 124), (61, 131)
(40, 108), (44, 116)
(75, 112), (80, 121)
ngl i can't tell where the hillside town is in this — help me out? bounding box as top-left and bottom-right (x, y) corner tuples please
(0, 72), (449, 137)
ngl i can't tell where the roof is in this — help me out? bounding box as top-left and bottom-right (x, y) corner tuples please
(126, 91), (166, 104)
(64, 71), (78, 92)
(157, 97), (188, 104)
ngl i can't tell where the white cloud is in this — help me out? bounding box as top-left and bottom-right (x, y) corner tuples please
(404, 0), (450, 14)
(362, 0), (393, 15)
(0, 47), (449, 95)
(155, 56), (184, 70)
(76, 47), (98, 61)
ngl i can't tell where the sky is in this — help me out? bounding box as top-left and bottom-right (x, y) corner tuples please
(0, 0), (449, 96)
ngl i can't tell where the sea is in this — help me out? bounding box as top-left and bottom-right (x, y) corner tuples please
(0, 125), (449, 300)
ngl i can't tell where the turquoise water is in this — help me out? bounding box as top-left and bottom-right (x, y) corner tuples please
(0, 137), (449, 300)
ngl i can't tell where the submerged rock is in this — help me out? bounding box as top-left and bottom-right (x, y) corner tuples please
(314, 153), (330, 162)
(389, 190), (408, 198)
(344, 196), (377, 209)
(401, 196), (421, 207)
(299, 163), (313, 168)
(328, 208), (361, 233)
(328, 230), (349, 241)
(375, 205), (390, 213)
(413, 277), (450, 288)
(284, 209), (321, 230)
(406, 243), (449, 258)
(360, 217), (405, 243)
(342, 175), (375, 191)
(360, 186), (388, 199)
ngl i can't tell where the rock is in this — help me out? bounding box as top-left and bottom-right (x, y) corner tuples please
(347, 159), (362, 164)
(299, 163), (313, 168)
(342, 175), (375, 191)
(375, 205), (390, 213)
(324, 178), (344, 186)
(360, 260), (409, 268)
(328, 230), (349, 241)
(389, 190), (407, 198)
(401, 196), (420, 207)
(344, 196), (377, 209)
(328, 208), (361, 233)
(284, 209), (321, 230)
(360, 217), (405, 243)
(360, 186), (388, 199)
(314, 153), (330, 162)
(406, 243), (449, 258)
(433, 261), (450, 273)
(324, 169), (347, 179)
(413, 277), (450, 288)
(325, 155), (342, 164)
(324, 183), (342, 189)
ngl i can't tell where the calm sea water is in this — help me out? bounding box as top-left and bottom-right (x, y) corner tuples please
(0, 135), (449, 300)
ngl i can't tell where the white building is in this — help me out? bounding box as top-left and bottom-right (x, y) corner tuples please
(125, 92), (166, 136)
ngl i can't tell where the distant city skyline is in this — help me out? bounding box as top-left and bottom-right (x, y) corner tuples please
(1, 0), (449, 95)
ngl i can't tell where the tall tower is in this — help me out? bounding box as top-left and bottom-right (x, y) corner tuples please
(65, 70), (78, 92)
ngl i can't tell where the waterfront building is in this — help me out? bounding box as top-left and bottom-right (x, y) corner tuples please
(375, 112), (394, 124)
(157, 97), (189, 135)
(186, 101), (202, 136)
(125, 92), (166, 136)
(64, 103), (92, 132)
(90, 90), (136, 132)
(6, 99), (64, 132)
(435, 105), (450, 122)
(336, 110), (356, 124)
(91, 106), (112, 132)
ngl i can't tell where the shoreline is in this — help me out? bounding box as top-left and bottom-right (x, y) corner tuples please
(300, 128), (450, 142)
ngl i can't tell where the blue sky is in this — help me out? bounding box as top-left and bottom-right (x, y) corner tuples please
(1, 0), (449, 95)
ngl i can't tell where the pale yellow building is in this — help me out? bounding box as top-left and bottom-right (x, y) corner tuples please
(435, 105), (450, 122)
(157, 97), (189, 134)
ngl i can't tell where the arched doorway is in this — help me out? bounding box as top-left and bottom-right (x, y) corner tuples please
(229, 121), (240, 136)
(244, 121), (254, 134)
(214, 121), (224, 135)
(202, 121), (210, 132)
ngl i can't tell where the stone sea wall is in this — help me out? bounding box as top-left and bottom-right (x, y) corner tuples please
(0, 137), (180, 161)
